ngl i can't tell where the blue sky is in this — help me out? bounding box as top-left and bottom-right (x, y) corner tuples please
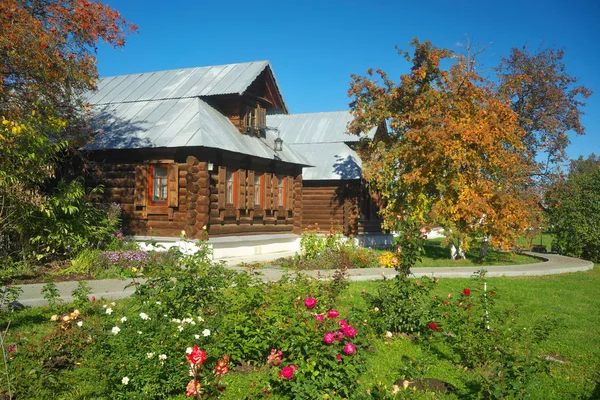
(96, 0), (600, 161)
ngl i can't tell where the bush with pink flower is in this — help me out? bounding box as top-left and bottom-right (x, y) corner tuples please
(261, 295), (368, 398)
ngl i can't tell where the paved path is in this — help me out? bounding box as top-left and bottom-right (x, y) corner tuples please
(10, 252), (594, 308)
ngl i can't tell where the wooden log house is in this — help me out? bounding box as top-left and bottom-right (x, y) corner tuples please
(83, 61), (307, 239)
(83, 61), (383, 240)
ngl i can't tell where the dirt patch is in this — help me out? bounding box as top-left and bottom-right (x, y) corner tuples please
(10, 261), (95, 285)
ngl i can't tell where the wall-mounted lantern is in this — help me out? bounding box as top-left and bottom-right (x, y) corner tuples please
(274, 137), (283, 152)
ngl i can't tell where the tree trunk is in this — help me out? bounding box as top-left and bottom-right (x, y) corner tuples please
(479, 235), (490, 259)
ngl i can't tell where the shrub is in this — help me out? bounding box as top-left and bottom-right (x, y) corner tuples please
(25, 179), (121, 261)
(260, 296), (369, 399)
(364, 276), (439, 335)
(378, 251), (398, 268)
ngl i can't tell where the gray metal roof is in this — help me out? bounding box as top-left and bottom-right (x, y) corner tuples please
(289, 142), (362, 180)
(85, 60), (286, 110)
(266, 111), (377, 144)
(82, 97), (309, 165)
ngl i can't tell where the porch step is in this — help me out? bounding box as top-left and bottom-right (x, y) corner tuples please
(134, 233), (301, 261)
(210, 234), (300, 260)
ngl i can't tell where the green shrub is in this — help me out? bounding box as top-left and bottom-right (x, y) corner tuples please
(26, 179), (121, 261)
(364, 276), (439, 335)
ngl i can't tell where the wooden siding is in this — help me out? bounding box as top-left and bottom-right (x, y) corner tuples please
(301, 181), (382, 235)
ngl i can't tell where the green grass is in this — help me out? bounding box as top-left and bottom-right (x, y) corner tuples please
(516, 232), (554, 252)
(374, 238), (541, 268)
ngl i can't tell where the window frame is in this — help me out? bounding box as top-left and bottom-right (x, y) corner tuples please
(277, 175), (286, 208)
(148, 164), (169, 206)
(225, 170), (236, 206)
(254, 173), (263, 208)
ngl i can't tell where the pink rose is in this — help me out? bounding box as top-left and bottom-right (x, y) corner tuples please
(323, 332), (335, 344)
(91, 296), (96, 301)
(333, 331), (344, 341)
(343, 326), (357, 338)
(304, 297), (317, 309)
(267, 349), (282, 366)
(278, 365), (297, 379)
(314, 314), (324, 322)
(343, 343), (356, 355)
(337, 319), (348, 328)
(326, 310), (339, 319)
(336, 354), (342, 362)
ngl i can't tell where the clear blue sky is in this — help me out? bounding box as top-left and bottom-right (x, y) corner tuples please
(96, 0), (600, 161)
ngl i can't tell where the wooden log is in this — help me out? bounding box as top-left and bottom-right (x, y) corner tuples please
(101, 178), (136, 189)
(146, 219), (186, 229)
(99, 164), (136, 172)
(208, 223), (292, 236)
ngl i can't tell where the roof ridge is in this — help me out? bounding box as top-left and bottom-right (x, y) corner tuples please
(98, 60), (270, 79)
(270, 110), (351, 117)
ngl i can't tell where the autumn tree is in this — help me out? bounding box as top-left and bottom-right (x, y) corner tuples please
(496, 46), (592, 179)
(348, 39), (539, 261)
(545, 154), (600, 263)
(0, 0), (136, 263)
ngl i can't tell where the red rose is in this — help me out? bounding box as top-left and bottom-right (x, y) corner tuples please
(343, 343), (356, 355)
(278, 365), (297, 379)
(215, 354), (229, 375)
(428, 322), (438, 331)
(490, 291), (495, 295)
(336, 354), (342, 362)
(186, 345), (207, 365)
(337, 319), (348, 328)
(304, 297), (317, 309)
(343, 326), (357, 338)
(463, 288), (471, 296)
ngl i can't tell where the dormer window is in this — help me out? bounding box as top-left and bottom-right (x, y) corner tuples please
(244, 104), (266, 134)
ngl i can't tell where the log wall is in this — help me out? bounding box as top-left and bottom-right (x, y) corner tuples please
(301, 181), (382, 235)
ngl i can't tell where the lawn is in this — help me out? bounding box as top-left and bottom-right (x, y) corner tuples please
(413, 238), (541, 268)
(2, 263), (599, 399)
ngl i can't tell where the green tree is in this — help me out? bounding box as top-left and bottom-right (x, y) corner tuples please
(348, 39), (540, 263)
(546, 154), (600, 262)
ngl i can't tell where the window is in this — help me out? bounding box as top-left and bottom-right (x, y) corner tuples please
(244, 104), (266, 133)
(277, 176), (285, 207)
(149, 165), (168, 205)
(254, 174), (262, 206)
(226, 170), (234, 205)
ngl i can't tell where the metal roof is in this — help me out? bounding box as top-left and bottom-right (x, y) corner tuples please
(82, 98), (309, 166)
(85, 60), (287, 111)
(266, 111), (377, 144)
(289, 142), (362, 180)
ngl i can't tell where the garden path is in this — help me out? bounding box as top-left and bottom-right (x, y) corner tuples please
(11, 252), (593, 308)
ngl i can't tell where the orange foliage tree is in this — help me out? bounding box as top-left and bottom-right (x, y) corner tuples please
(348, 39), (540, 258)
(0, 0), (137, 132)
